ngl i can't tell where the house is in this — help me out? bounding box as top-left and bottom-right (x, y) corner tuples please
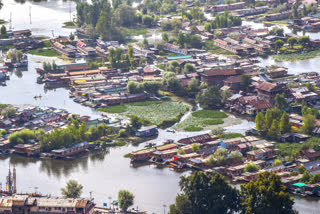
(235, 95), (273, 115)
(130, 149), (154, 161)
(0, 195), (95, 214)
(52, 42), (76, 57)
(214, 39), (245, 55)
(178, 134), (213, 145)
(163, 43), (188, 55)
(290, 87), (318, 103)
(201, 68), (243, 86)
(267, 67), (288, 78)
(14, 143), (41, 156)
(76, 40), (96, 56)
(264, 10), (291, 21)
(246, 148), (275, 161)
(51, 141), (89, 158)
(300, 149), (320, 161)
(204, 2), (245, 12)
(223, 75), (241, 92)
(255, 81), (287, 103)
(136, 125), (158, 137)
(233, 6), (269, 16)
(280, 133), (311, 143)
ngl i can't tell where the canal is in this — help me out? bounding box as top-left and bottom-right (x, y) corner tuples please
(0, 0), (319, 213)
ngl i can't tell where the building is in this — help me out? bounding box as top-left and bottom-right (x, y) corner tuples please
(163, 43), (188, 55)
(246, 148), (275, 161)
(223, 75), (241, 92)
(0, 195), (95, 214)
(264, 10), (291, 21)
(233, 6), (269, 16)
(204, 2), (246, 12)
(136, 125), (158, 137)
(214, 39), (245, 55)
(52, 42), (76, 57)
(256, 82), (287, 103)
(178, 134), (213, 145)
(51, 141), (89, 158)
(13, 143), (41, 156)
(201, 68), (243, 86)
(76, 40), (96, 56)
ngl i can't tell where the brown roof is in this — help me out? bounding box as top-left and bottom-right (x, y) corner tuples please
(256, 82), (277, 92)
(203, 68), (242, 77)
(224, 75), (241, 83)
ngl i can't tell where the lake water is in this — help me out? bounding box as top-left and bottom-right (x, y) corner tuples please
(0, 1), (319, 213)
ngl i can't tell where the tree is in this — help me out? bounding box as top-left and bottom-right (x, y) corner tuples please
(244, 163), (260, 172)
(162, 32), (169, 42)
(69, 33), (75, 41)
(189, 35), (202, 49)
(270, 26), (284, 36)
(143, 38), (149, 48)
(240, 74), (252, 91)
(273, 159), (282, 166)
(288, 37), (297, 48)
(267, 119), (280, 140)
(298, 36), (310, 49)
(301, 171), (311, 183)
(186, 77), (200, 98)
(214, 148), (228, 165)
(0, 0), (2, 11)
(298, 165), (306, 174)
(204, 22), (212, 32)
(178, 171), (240, 214)
(143, 81), (161, 94)
(274, 93), (287, 110)
(0, 25), (6, 35)
(274, 40), (285, 52)
(302, 114), (316, 135)
(196, 85), (222, 109)
(114, 4), (136, 27)
(230, 151), (243, 163)
(142, 15), (153, 27)
(177, 32), (185, 47)
(61, 180), (83, 198)
(168, 194), (192, 214)
(240, 172), (295, 214)
(255, 112), (267, 134)
(178, 147), (186, 155)
(118, 190), (134, 212)
(280, 112), (291, 134)
(183, 63), (196, 74)
(192, 143), (199, 152)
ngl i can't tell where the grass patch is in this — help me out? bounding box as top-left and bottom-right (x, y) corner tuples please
(175, 110), (228, 131)
(0, 104), (9, 109)
(29, 48), (61, 57)
(156, 64), (166, 70)
(221, 133), (244, 139)
(99, 100), (189, 126)
(203, 119), (224, 125)
(97, 104), (127, 113)
(273, 49), (320, 62)
(184, 125), (203, 132)
(122, 27), (148, 36)
(104, 141), (126, 147)
(63, 21), (76, 27)
(192, 110), (228, 119)
(126, 39), (138, 43)
(35, 36), (48, 40)
(127, 100), (163, 106)
(205, 41), (235, 56)
(263, 19), (288, 26)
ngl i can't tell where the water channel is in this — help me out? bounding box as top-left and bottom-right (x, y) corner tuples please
(0, 1), (319, 213)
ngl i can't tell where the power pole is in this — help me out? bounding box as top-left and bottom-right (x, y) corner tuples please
(29, 6), (32, 24)
(9, 13), (12, 31)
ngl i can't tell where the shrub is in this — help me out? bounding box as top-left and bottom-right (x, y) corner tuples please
(192, 110), (227, 119)
(184, 125), (203, 132)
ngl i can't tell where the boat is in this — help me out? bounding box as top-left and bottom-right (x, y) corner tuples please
(164, 139), (174, 144)
(144, 142), (156, 148)
(166, 129), (175, 133)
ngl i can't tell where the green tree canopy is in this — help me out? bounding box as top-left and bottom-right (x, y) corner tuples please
(61, 180), (83, 198)
(118, 190), (134, 211)
(240, 171), (295, 214)
(178, 171), (240, 214)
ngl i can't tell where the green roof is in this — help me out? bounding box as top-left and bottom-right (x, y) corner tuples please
(167, 55), (192, 60)
(293, 183), (305, 187)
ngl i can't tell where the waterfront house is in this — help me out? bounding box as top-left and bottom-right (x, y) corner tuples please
(290, 87), (318, 103)
(264, 10), (291, 21)
(14, 143), (41, 156)
(12, 29), (32, 37)
(130, 149), (154, 161)
(51, 141), (89, 158)
(136, 125), (158, 137)
(233, 6), (269, 16)
(178, 134), (213, 145)
(214, 39), (245, 55)
(76, 40), (96, 56)
(204, 2), (245, 12)
(0, 195), (95, 214)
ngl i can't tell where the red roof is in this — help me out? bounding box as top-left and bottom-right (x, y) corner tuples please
(256, 82), (278, 92)
(203, 68), (242, 77)
(224, 75), (241, 83)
